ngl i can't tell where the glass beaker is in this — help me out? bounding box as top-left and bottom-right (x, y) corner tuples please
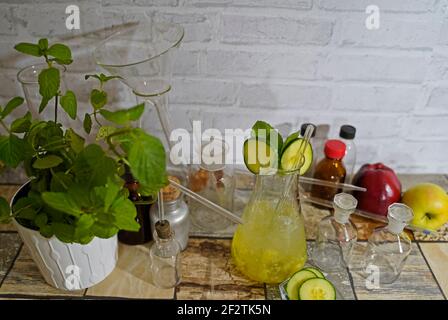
(17, 63), (70, 126)
(93, 19), (184, 147)
(188, 138), (235, 233)
(231, 170), (307, 284)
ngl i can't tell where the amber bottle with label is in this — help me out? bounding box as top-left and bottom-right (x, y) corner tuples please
(311, 140), (347, 205)
(118, 170), (153, 245)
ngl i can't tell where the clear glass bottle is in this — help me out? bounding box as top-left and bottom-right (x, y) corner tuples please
(362, 203), (413, 284)
(312, 193), (358, 272)
(149, 220), (181, 289)
(339, 125), (356, 184)
(188, 139), (235, 232)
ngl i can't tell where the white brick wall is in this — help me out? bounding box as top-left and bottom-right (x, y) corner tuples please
(0, 0), (447, 175)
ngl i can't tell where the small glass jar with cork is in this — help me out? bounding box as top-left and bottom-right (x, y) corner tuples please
(150, 176), (190, 251)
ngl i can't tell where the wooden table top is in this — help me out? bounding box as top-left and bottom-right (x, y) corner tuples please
(0, 174), (447, 300)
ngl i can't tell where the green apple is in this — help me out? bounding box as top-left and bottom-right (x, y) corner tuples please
(402, 183), (448, 231)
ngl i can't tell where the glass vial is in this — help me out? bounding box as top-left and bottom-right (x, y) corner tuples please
(339, 125), (356, 184)
(149, 220), (181, 289)
(362, 203), (413, 284)
(312, 193), (358, 272)
(188, 139), (235, 232)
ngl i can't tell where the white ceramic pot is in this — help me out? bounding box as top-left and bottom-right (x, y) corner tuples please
(11, 184), (118, 290)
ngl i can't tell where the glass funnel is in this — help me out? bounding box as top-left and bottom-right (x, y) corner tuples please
(231, 169), (307, 284)
(94, 19), (184, 146)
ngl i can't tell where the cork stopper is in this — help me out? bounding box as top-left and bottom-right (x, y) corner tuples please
(160, 175), (181, 201)
(155, 220), (172, 239)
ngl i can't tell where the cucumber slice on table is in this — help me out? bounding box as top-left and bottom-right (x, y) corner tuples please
(286, 270), (316, 300)
(298, 278), (336, 300)
(303, 267), (325, 279)
(243, 138), (278, 174)
(280, 138), (313, 175)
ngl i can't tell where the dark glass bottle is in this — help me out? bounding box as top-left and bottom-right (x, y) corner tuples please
(118, 171), (153, 245)
(311, 140), (347, 205)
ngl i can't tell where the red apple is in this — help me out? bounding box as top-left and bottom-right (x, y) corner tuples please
(352, 163), (402, 216)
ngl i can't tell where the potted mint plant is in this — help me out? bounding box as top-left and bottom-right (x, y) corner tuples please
(0, 39), (167, 290)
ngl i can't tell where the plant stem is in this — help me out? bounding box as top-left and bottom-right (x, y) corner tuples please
(54, 95), (58, 123)
(93, 112), (102, 127)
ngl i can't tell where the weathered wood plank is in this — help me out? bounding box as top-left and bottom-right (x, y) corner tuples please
(0, 185), (20, 231)
(86, 243), (174, 299)
(0, 233), (21, 283)
(349, 243), (444, 300)
(419, 243), (448, 298)
(176, 238), (265, 300)
(0, 245), (85, 297)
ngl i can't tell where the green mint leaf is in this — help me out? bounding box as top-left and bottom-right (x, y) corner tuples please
(60, 90), (77, 119)
(99, 103), (144, 125)
(34, 212), (48, 229)
(0, 135), (30, 168)
(282, 131), (300, 152)
(111, 197), (140, 231)
(38, 96), (51, 113)
(83, 113), (92, 134)
(0, 197), (10, 223)
(72, 144), (116, 188)
(96, 126), (116, 141)
(91, 222), (118, 239)
(33, 155), (63, 169)
(1, 97), (24, 119)
(14, 42), (42, 57)
(41, 192), (83, 217)
(10, 111), (32, 133)
(38, 67), (60, 101)
(75, 214), (94, 235)
(102, 178), (121, 212)
(128, 129), (167, 194)
(52, 222), (75, 243)
(47, 44), (72, 63)
(66, 128), (84, 154)
(90, 89), (107, 110)
(50, 172), (73, 192)
(251, 120), (283, 155)
(38, 39), (48, 51)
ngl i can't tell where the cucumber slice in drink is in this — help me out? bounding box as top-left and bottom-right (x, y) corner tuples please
(286, 270), (316, 300)
(243, 138), (278, 174)
(280, 138), (313, 175)
(303, 267), (325, 279)
(298, 278), (336, 300)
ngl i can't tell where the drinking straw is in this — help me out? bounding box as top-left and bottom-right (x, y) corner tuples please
(158, 190), (165, 222)
(300, 176), (367, 192)
(275, 124), (315, 213)
(168, 178), (243, 225)
(301, 193), (437, 236)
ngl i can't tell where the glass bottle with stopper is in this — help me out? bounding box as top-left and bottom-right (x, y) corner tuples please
(312, 193), (358, 272)
(149, 220), (181, 289)
(150, 175), (190, 251)
(361, 203), (413, 284)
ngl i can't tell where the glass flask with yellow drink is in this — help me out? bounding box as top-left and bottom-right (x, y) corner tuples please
(232, 122), (313, 284)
